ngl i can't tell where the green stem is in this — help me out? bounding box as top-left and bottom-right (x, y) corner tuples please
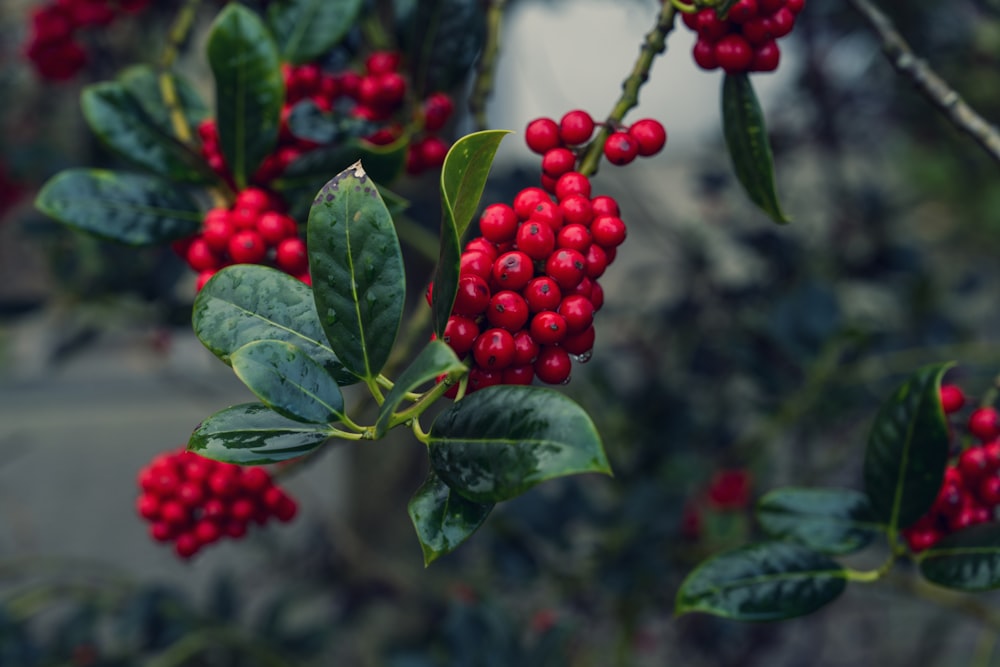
(577, 2), (677, 177)
(388, 369), (466, 430)
(469, 0), (508, 131)
(366, 376), (386, 406)
(412, 416), (430, 443)
(844, 553), (896, 583)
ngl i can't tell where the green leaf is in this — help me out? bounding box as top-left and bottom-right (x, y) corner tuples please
(721, 73), (789, 224)
(919, 523), (1000, 591)
(230, 339), (345, 424)
(404, 0), (485, 96)
(864, 362), (952, 532)
(188, 402), (332, 465)
(35, 168), (201, 245)
(117, 65), (209, 141)
(757, 487), (884, 555)
(408, 471), (493, 565)
(206, 3), (284, 189)
(81, 82), (208, 183)
(676, 542), (847, 621)
(193, 264), (356, 385)
(428, 385), (611, 503)
(307, 162), (405, 380)
(267, 0), (363, 64)
(374, 340), (466, 438)
(432, 130), (510, 336)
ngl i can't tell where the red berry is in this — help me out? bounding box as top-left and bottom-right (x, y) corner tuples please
(203, 498), (227, 521)
(715, 35), (754, 73)
(224, 520), (248, 538)
(628, 119), (667, 157)
(562, 325), (595, 356)
(959, 446), (991, 481)
(554, 172), (592, 201)
(257, 212), (296, 246)
(559, 110), (596, 145)
(590, 195), (619, 218)
(418, 137), (449, 169)
(473, 328), (516, 370)
(786, 0), (805, 13)
(530, 311), (568, 345)
(516, 220), (556, 260)
(177, 482), (205, 508)
(727, 0), (758, 23)
(453, 274), (491, 316)
(591, 215), (627, 249)
(528, 200), (564, 232)
(502, 365), (535, 385)
(492, 251), (535, 291)
(513, 187), (551, 220)
(275, 237), (307, 274)
(487, 290), (530, 332)
(236, 188), (270, 211)
(905, 526), (942, 552)
(525, 118), (561, 154)
(186, 239), (220, 272)
(479, 203), (519, 243)
(150, 521), (175, 542)
(758, 0), (784, 13)
(443, 316), (479, 357)
(558, 295), (595, 334)
(742, 17), (773, 45)
(228, 230), (267, 264)
(545, 249), (588, 290)
(459, 250), (494, 280)
(161, 500), (189, 526)
(542, 148), (577, 178)
(940, 384), (965, 414)
(175, 533), (200, 558)
(512, 330), (540, 365)
(534, 346), (572, 384)
(195, 520), (221, 545)
(137, 494), (160, 520)
(584, 244), (609, 279)
(366, 50), (401, 74)
(971, 408), (1000, 441)
(693, 38), (719, 70)
(590, 282), (605, 311)
(559, 194), (594, 226)
(603, 132), (639, 166)
(980, 476), (1000, 507)
(465, 237), (499, 260)
(208, 470), (240, 498)
(274, 496), (298, 522)
(231, 498), (256, 522)
(424, 92), (454, 132)
(768, 8), (796, 38)
(556, 223), (592, 252)
(751, 41), (781, 72)
(695, 8), (729, 40)
(468, 367), (503, 393)
(522, 276), (563, 313)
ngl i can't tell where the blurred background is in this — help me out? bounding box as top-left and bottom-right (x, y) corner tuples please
(3, 0), (1000, 665)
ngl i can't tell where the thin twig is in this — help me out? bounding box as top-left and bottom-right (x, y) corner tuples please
(846, 0), (1000, 166)
(469, 0), (508, 131)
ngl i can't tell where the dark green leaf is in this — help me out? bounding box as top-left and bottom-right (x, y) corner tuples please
(919, 523), (1000, 591)
(230, 339), (345, 424)
(188, 402), (332, 465)
(35, 168), (201, 245)
(206, 3), (284, 189)
(81, 82), (208, 182)
(757, 487), (884, 555)
(267, 0), (363, 64)
(193, 264), (356, 385)
(721, 73), (789, 224)
(676, 541), (847, 621)
(307, 162), (405, 380)
(285, 99), (372, 144)
(864, 362), (952, 531)
(117, 65), (209, 141)
(375, 340), (466, 438)
(428, 385), (611, 503)
(404, 0), (485, 96)
(432, 130), (510, 336)
(408, 471), (493, 565)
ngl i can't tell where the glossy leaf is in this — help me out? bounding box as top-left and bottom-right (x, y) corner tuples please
(375, 340), (466, 438)
(428, 385), (611, 503)
(206, 4), (284, 189)
(432, 130), (510, 336)
(188, 402), (332, 465)
(285, 99), (370, 145)
(35, 168), (201, 245)
(404, 0), (485, 96)
(676, 541), (847, 621)
(757, 487), (883, 555)
(230, 339), (345, 424)
(721, 73), (789, 224)
(81, 82), (207, 182)
(408, 472), (494, 565)
(193, 264), (356, 385)
(267, 0), (362, 64)
(307, 162), (405, 380)
(919, 523), (1000, 591)
(117, 65), (209, 141)
(864, 363), (952, 531)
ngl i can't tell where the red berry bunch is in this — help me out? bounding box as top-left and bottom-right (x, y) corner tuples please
(171, 187), (308, 290)
(902, 385), (1000, 552)
(24, 0), (152, 81)
(136, 448), (298, 560)
(525, 110), (667, 180)
(680, 0), (805, 74)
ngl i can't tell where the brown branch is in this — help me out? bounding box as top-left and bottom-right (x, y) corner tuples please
(846, 0), (1000, 166)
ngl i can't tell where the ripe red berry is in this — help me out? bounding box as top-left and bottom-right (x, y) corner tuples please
(186, 239), (220, 272)
(559, 194), (594, 226)
(228, 230), (268, 264)
(236, 188), (270, 211)
(695, 8), (729, 40)
(556, 223), (592, 253)
(443, 316), (479, 357)
(516, 220), (556, 260)
(257, 212), (296, 246)
(453, 274), (491, 316)
(534, 346), (572, 385)
(558, 294), (595, 334)
(542, 147), (577, 178)
(525, 118), (561, 154)
(466, 237), (499, 260)
(590, 195), (619, 218)
(970, 407), (1000, 441)
(424, 92), (454, 132)
(584, 244), (609, 279)
(693, 38), (718, 70)
(628, 119), (667, 157)
(530, 311), (568, 345)
(175, 533), (200, 559)
(366, 50), (401, 74)
(512, 330), (540, 365)
(959, 446), (991, 481)
(528, 199), (565, 232)
(562, 325), (595, 356)
(473, 327), (516, 370)
(522, 276), (563, 313)
(905, 526), (942, 552)
(715, 34), (754, 73)
(194, 519), (221, 545)
(603, 132), (639, 166)
(554, 172), (592, 201)
(137, 494), (160, 520)
(559, 110), (596, 146)
(487, 290), (530, 332)
(742, 17), (773, 45)
(727, 0), (759, 23)
(459, 250), (494, 280)
(161, 500), (189, 526)
(276, 237), (308, 274)
(979, 476), (1000, 507)
(591, 215), (627, 249)
(546, 249), (588, 290)
(208, 470), (240, 498)
(590, 282), (605, 311)
(940, 384), (966, 414)
(502, 365), (535, 385)
(492, 251), (535, 291)
(479, 203), (519, 243)
(786, 0), (805, 13)
(418, 136), (449, 169)
(468, 367), (503, 393)
(768, 8), (796, 38)
(751, 41), (781, 72)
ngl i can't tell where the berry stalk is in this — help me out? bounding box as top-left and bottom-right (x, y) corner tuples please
(577, 2), (677, 177)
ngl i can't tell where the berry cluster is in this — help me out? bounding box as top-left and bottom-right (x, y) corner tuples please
(902, 385), (1000, 552)
(171, 187), (308, 290)
(524, 110), (666, 182)
(680, 0), (805, 74)
(197, 52), (454, 186)
(136, 448), (298, 559)
(24, 0), (151, 81)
